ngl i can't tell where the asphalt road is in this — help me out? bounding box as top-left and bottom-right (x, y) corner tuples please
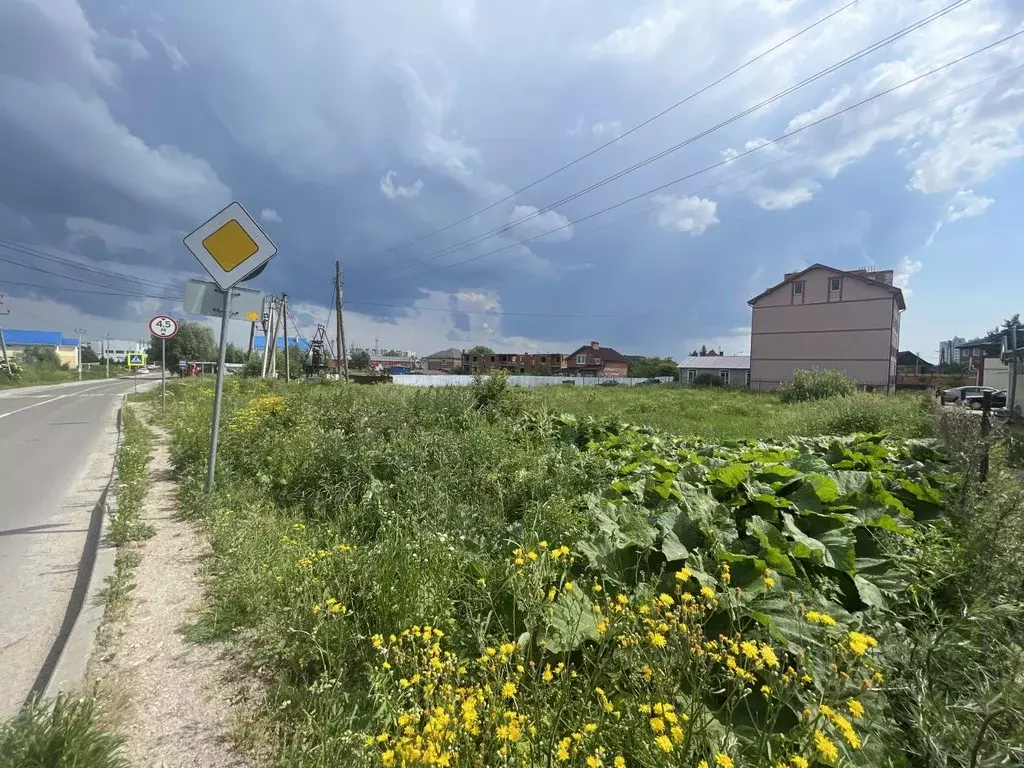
(0, 375), (159, 717)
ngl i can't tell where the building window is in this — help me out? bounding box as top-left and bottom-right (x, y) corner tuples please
(720, 370), (730, 385)
(576, 354), (587, 364)
(973, 348), (981, 357)
(594, 357), (602, 365)
(745, 370), (751, 387)
(792, 281), (805, 304)
(828, 276), (842, 295)
(687, 369), (696, 383)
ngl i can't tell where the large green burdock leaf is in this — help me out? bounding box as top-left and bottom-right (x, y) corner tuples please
(709, 462), (750, 489)
(745, 516), (796, 577)
(541, 588), (600, 653)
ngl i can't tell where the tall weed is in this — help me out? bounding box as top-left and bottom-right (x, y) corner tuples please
(0, 693), (126, 768)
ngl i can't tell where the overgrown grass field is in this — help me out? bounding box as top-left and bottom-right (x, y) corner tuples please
(161, 379), (1022, 767)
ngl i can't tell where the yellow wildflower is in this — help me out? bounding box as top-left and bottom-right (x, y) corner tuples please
(805, 610), (837, 626)
(715, 754), (734, 768)
(760, 643), (779, 667)
(740, 640), (759, 660)
(670, 725), (684, 743)
(564, 582), (575, 592)
(381, 750), (395, 766)
(814, 730), (839, 761)
(501, 682), (517, 698)
(701, 586), (716, 600)
(654, 735), (673, 753)
(848, 631), (878, 656)
(658, 593), (674, 607)
(649, 717), (665, 733)
(586, 756), (602, 768)
(790, 758), (809, 768)
(647, 632), (667, 648)
(614, 758), (626, 768)
(847, 699), (865, 719)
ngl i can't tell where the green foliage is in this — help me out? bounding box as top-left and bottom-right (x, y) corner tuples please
(350, 349), (371, 369)
(159, 377), (1024, 766)
(467, 345), (494, 355)
(691, 372), (724, 388)
(148, 320), (216, 371)
(627, 356), (678, 378)
(20, 345), (64, 367)
(0, 693), (127, 768)
(778, 368), (857, 403)
(80, 345), (101, 364)
(108, 407), (155, 545)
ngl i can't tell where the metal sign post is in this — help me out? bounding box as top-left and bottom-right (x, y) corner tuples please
(206, 290), (233, 492)
(148, 315), (178, 409)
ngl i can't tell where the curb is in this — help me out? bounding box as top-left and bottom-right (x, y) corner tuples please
(31, 395), (127, 703)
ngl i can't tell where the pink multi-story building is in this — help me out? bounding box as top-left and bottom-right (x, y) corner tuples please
(747, 264), (905, 392)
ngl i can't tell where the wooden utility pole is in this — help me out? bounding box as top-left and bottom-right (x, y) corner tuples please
(247, 319), (256, 358)
(282, 293), (290, 382)
(261, 296), (276, 378)
(335, 261), (349, 382)
(0, 295), (10, 373)
(268, 295), (283, 379)
(1009, 324), (1019, 422)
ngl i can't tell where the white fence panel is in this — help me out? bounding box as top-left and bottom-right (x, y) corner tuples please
(391, 375), (674, 388)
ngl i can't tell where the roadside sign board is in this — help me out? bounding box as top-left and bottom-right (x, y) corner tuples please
(126, 353), (145, 368)
(184, 279), (264, 319)
(149, 315), (178, 339)
(183, 202), (277, 291)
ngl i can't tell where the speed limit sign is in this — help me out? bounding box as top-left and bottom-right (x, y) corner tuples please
(149, 315), (178, 339)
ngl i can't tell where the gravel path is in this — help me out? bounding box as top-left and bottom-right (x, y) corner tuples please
(91, 413), (252, 768)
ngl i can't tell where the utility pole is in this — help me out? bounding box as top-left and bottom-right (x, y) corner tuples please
(1009, 324), (1019, 422)
(335, 261), (349, 382)
(281, 293), (290, 382)
(75, 328), (86, 380)
(104, 335), (111, 378)
(247, 318), (256, 358)
(0, 295), (10, 373)
(268, 295), (283, 379)
(261, 295), (276, 378)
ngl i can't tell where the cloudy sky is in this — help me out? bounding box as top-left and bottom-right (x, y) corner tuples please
(1, 0), (1022, 359)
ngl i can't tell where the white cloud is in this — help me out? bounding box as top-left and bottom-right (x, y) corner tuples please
(149, 29), (188, 71)
(260, 208), (282, 223)
(590, 4), (685, 59)
(508, 205), (574, 242)
(750, 183), (817, 210)
(893, 256), (922, 296)
(380, 170), (424, 200)
(591, 120), (623, 139)
(98, 29), (150, 61)
(946, 188), (994, 222)
(652, 194), (719, 235)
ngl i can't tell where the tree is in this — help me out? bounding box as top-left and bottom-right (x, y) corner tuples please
(148, 320), (216, 374)
(350, 349), (371, 369)
(468, 345), (495, 356)
(225, 343), (248, 364)
(79, 345), (100, 364)
(273, 343), (306, 379)
(21, 346), (62, 367)
(628, 356), (678, 378)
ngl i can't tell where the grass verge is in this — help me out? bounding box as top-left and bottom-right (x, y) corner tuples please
(0, 691), (127, 768)
(160, 379), (1022, 766)
(0, 365), (112, 389)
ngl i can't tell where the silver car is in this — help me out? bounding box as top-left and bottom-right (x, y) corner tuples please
(940, 385), (996, 404)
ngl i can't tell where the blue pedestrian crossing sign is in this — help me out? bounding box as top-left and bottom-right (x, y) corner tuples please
(126, 353), (145, 368)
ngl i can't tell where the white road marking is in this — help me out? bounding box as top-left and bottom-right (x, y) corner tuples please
(0, 382), (125, 421)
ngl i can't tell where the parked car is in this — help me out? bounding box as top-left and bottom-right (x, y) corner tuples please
(638, 378), (663, 386)
(940, 385), (996, 404)
(963, 389), (1008, 409)
(599, 380), (620, 387)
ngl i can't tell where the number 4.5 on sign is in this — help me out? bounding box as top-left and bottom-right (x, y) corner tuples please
(149, 315), (178, 408)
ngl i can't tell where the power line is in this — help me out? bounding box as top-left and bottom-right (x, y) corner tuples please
(0, 237), (184, 293)
(401, 27), (1022, 278)
(388, 0), (976, 274)
(0, 279), (184, 301)
(365, 0), (862, 262)
(0, 254), (183, 299)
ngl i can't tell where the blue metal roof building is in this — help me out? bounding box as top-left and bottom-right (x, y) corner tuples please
(253, 336), (310, 352)
(1, 329), (76, 346)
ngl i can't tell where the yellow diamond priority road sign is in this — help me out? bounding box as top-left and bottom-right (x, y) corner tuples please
(184, 202), (276, 290)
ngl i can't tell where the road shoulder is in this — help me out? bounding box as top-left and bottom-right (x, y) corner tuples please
(86, 405), (255, 767)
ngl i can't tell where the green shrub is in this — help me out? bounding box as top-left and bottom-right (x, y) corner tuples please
(0, 693), (126, 768)
(690, 372), (723, 388)
(778, 367), (856, 402)
(795, 391), (936, 437)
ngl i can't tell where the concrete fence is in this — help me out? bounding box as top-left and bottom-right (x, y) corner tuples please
(392, 375), (675, 388)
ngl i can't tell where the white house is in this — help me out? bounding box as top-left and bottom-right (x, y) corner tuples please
(678, 355), (751, 387)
